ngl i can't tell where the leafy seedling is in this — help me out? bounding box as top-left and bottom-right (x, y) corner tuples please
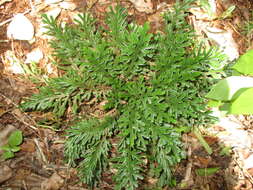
(0, 130), (23, 160)
(219, 146), (231, 156)
(195, 167), (220, 176)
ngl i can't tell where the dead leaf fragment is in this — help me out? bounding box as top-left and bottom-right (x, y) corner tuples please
(129, 0), (153, 13)
(87, 0), (98, 9)
(21, 140), (36, 152)
(41, 172), (64, 190)
(197, 156), (212, 167)
(0, 125), (16, 154)
(0, 0), (11, 5)
(0, 165), (12, 183)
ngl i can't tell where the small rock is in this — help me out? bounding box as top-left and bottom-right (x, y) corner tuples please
(204, 27), (239, 61)
(45, 7), (62, 19)
(45, 0), (62, 5)
(7, 14), (34, 41)
(244, 154), (253, 169)
(25, 49), (44, 63)
(2, 50), (24, 74)
(59, 1), (77, 11)
(68, 11), (82, 22)
(0, 165), (12, 183)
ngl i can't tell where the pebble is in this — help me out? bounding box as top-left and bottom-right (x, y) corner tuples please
(45, 0), (62, 5)
(25, 49), (44, 63)
(45, 7), (62, 19)
(3, 51), (25, 74)
(7, 14), (34, 41)
(203, 27), (239, 61)
(244, 154), (253, 169)
(59, 1), (77, 11)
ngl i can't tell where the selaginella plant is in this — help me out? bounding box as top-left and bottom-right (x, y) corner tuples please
(21, 0), (220, 189)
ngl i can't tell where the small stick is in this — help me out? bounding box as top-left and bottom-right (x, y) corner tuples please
(34, 138), (48, 165)
(0, 92), (38, 131)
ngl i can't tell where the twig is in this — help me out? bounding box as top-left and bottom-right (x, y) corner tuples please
(0, 92), (38, 131)
(34, 138), (48, 165)
(181, 146), (193, 184)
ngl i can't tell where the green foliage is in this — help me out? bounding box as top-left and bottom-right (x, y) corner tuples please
(207, 49), (253, 114)
(0, 130), (23, 160)
(206, 76), (253, 101)
(197, 0), (235, 20)
(22, 62), (47, 84)
(195, 167), (220, 176)
(22, 0), (219, 189)
(232, 49), (253, 76)
(220, 5), (235, 19)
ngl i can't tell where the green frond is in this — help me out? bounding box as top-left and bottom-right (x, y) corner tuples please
(113, 149), (144, 190)
(65, 117), (115, 186)
(106, 5), (128, 44)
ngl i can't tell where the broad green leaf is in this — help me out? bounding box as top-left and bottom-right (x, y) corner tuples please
(8, 130), (23, 147)
(227, 88), (253, 114)
(219, 146), (231, 156)
(206, 76), (253, 101)
(232, 49), (253, 76)
(2, 150), (15, 160)
(207, 100), (222, 108)
(195, 167), (220, 176)
(11, 146), (21, 152)
(0, 144), (10, 151)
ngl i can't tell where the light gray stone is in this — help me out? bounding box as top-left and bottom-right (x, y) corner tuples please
(7, 14), (34, 41)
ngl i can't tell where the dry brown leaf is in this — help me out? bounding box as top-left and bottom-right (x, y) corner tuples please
(0, 0), (11, 6)
(197, 156), (212, 167)
(0, 165), (12, 183)
(87, 0), (98, 9)
(21, 140), (36, 152)
(41, 172), (64, 190)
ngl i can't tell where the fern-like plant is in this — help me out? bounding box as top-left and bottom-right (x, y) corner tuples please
(21, 0), (220, 189)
